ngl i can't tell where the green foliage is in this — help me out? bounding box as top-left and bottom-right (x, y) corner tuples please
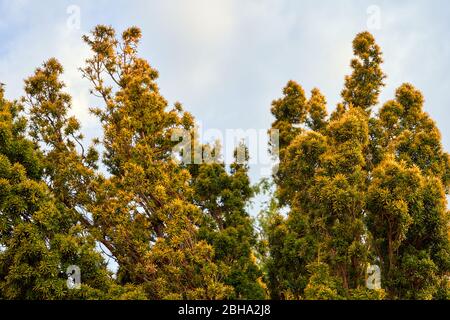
(78, 25), (232, 299)
(0, 27), (448, 300)
(341, 31), (386, 114)
(304, 262), (343, 300)
(0, 87), (112, 299)
(263, 31), (450, 300)
(1, 25), (234, 300)
(367, 83), (450, 299)
(189, 145), (265, 299)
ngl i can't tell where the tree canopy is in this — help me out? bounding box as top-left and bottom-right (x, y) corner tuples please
(0, 27), (448, 300)
(263, 31), (450, 300)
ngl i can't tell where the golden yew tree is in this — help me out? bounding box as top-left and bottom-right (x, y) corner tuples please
(11, 26), (233, 299)
(0, 83), (113, 299)
(21, 58), (149, 299)
(187, 143), (266, 299)
(367, 83), (450, 299)
(79, 25), (232, 299)
(265, 31), (450, 299)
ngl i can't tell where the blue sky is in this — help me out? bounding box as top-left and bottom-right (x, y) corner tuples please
(1, 0), (449, 197)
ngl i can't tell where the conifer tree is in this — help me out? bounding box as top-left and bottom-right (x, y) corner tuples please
(0, 86), (112, 299)
(79, 25), (231, 299)
(367, 84), (450, 299)
(188, 144), (265, 299)
(1, 24), (448, 301)
(264, 83), (328, 299)
(264, 31), (449, 300)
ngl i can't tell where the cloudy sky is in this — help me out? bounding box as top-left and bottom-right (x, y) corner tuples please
(1, 0), (449, 190)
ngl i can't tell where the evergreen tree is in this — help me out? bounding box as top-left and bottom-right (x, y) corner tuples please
(264, 83), (328, 299)
(79, 25), (231, 299)
(1, 24), (448, 301)
(367, 84), (450, 299)
(0, 85), (112, 299)
(264, 31), (449, 299)
(188, 144), (265, 299)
